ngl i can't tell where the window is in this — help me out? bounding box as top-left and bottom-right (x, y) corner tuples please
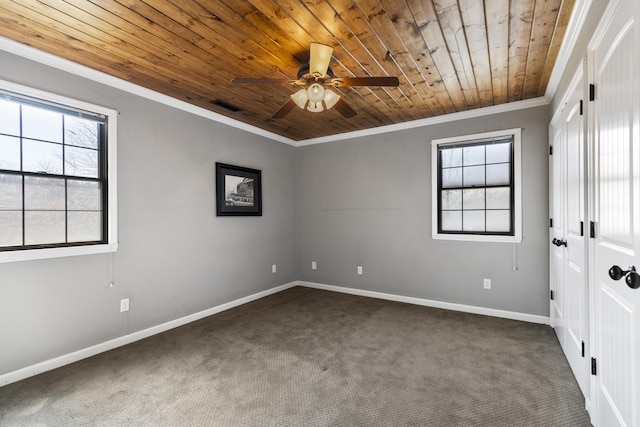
(431, 128), (522, 243)
(0, 80), (117, 262)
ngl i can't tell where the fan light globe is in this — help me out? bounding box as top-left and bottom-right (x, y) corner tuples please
(291, 89), (308, 109)
(323, 89), (340, 109)
(307, 83), (325, 103)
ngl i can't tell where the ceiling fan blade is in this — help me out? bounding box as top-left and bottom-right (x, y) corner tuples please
(333, 98), (357, 118)
(232, 78), (299, 85)
(309, 43), (333, 76)
(330, 76), (400, 87)
(271, 99), (297, 119)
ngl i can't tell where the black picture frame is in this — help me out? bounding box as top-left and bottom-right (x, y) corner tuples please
(216, 162), (262, 216)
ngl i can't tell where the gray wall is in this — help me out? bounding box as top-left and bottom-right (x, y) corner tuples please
(0, 51), (297, 375)
(296, 105), (550, 316)
(0, 47), (554, 377)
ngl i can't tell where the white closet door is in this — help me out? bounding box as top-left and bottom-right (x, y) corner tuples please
(550, 65), (589, 401)
(591, 0), (640, 424)
(564, 76), (589, 399)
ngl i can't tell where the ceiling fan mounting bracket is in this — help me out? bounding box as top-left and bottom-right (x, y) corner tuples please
(296, 64), (335, 81)
(295, 74), (331, 87)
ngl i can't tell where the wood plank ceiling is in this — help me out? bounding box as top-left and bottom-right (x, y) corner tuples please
(0, 0), (575, 141)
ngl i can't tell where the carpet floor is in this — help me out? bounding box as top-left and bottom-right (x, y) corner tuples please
(0, 286), (591, 426)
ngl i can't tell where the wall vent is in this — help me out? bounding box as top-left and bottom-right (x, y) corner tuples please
(210, 100), (241, 112)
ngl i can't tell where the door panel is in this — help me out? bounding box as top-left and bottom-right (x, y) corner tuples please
(550, 126), (565, 342)
(599, 285), (634, 424)
(564, 94), (589, 398)
(592, 0), (640, 425)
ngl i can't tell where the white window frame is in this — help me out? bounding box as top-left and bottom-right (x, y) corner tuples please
(0, 79), (118, 263)
(431, 128), (522, 243)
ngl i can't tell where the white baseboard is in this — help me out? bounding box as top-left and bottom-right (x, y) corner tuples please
(297, 281), (550, 325)
(2, 280), (549, 387)
(0, 281), (297, 387)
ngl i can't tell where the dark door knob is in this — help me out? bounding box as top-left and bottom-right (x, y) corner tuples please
(627, 272), (640, 289)
(609, 265), (627, 280)
(552, 238), (567, 247)
(609, 265), (640, 289)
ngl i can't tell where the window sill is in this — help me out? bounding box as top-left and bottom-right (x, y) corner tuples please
(432, 233), (522, 243)
(0, 243), (118, 263)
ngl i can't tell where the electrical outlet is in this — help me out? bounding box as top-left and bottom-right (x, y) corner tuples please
(483, 279), (491, 290)
(272, 264), (277, 273)
(120, 298), (129, 312)
(357, 266), (363, 275)
(311, 261), (317, 270)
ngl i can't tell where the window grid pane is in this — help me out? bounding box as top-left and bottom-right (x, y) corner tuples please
(0, 135), (21, 171)
(486, 142), (511, 164)
(24, 211), (66, 245)
(0, 99), (21, 136)
(22, 105), (63, 143)
(0, 173), (22, 210)
(0, 94), (106, 250)
(67, 211), (102, 242)
(438, 139), (513, 235)
(0, 211), (22, 247)
(22, 139), (64, 174)
(24, 176), (66, 210)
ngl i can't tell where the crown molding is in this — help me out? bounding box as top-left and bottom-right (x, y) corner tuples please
(295, 97), (549, 146)
(0, 36), (297, 146)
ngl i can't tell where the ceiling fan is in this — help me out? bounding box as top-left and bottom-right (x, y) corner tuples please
(231, 43), (400, 119)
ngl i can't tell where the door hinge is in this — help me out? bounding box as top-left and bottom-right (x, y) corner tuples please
(591, 357), (597, 375)
(580, 221), (584, 236)
(549, 145), (553, 155)
(550, 290), (555, 300)
(590, 221), (596, 238)
(550, 218), (553, 228)
(581, 341), (585, 357)
(580, 99), (583, 115)
(589, 84), (595, 101)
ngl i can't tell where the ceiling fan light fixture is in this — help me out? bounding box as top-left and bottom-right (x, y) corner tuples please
(307, 83), (325, 103)
(307, 101), (324, 113)
(291, 89), (308, 109)
(232, 42), (399, 119)
(323, 89), (340, 109)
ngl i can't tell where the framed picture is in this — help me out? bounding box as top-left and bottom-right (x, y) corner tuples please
(216, 162), (262, 216)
